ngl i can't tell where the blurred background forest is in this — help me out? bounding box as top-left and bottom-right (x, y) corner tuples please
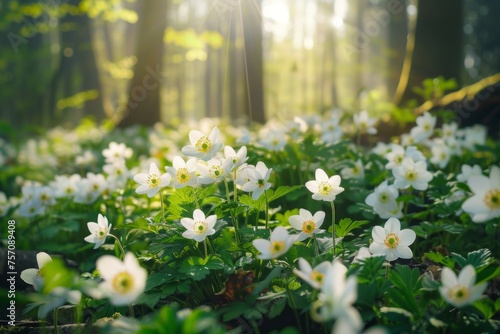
(0, 0), (499, 131)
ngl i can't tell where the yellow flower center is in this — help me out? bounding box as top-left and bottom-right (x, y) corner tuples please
(405, 170), (417, 181)
(176, 167), (191, 184)
(302, 220), (316, 234)
(37, 267), (46, 278)
(209, 165), (224, 179)
(309, 271), (324, 284)
(147, 174), (160, 188)
(95, 228), (107, 240)
(257, 179), (266, 188)
(270, 240), (285, 254)
(193, 221), (208, 234)
(318, 182), (332, 195)
(448, 285), (470, 303)
(384, 233), (399, 249)
(195, 136), (212, 153)
(395, 155), (403, 164)
(483, 189), (500, 209)
(112, 271), (134, 294)
(379, 192), (389, 203)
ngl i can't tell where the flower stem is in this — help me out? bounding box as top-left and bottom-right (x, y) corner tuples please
(159, 190), (165, 223)
(331, 201), (336, 257)
(109, 234), (125, 259)
(265, 190), (269, 229)
(128, 304), (135, 318)
(191, 186), (200, 209)
(203, 239), (207, 258)
(224, 179), (240, 244)
(286, 277), (303, 334)
(233, 170), (238, 202)
(314, 234), (319, 257)
(54, 307), (60, 334)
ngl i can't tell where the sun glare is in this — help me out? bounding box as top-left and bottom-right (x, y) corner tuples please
(262, 0), (290, 41)
(332, 0), (348, 31)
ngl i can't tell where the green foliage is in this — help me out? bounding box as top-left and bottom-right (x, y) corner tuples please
(412, 76), (458, 100)
(335, 218), (369, 238)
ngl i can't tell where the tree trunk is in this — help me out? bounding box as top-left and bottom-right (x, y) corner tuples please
(386, 0), (408, 98)
(240, 0), (265, 124)
(400, 0), (464, 103)
(118, 0), (167, 128)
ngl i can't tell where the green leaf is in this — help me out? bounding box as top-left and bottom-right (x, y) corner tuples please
(387, 264), (421, 315)
(476, 265), (500, 284)
(424, 251), (456, 268)
(451, 249), (492, 269)
(251, 267), (282, 297)
(473, 299), (496, 319)
(466, 249), (492, 268)
(440, 223), (465, 234)
(268, 185), (302, 202)
(218, 301), (249, 321)
(239, 194), (266, 212)
(134, 291), (162, 309)
(335, 218), (369, 238)
(268, 297), (287, 318)
(179, 257), (210, 281)
(145, 268), (176, 291)
(42, 258), (75, 294)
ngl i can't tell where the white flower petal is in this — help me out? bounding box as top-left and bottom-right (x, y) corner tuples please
(37, 252), (52, 268)
(399, 229), (416, 246)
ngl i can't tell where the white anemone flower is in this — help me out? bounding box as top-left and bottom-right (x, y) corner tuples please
(441, 122), (458, 139)
(456, 164), (483, 183)
(462, 165), (500, 223)
(312, 260), (362, 332)
(102, 141), (133, 163)
(320, 118), (343, 145)
(134, 162), (172, 198)
(224, 145), (248, 169)
(384, 144), (405, 170)
(462, 125), (487, 151)
(84, 214), (112, 249)
(96, 252), (147, 306)
(352, 246), (377, 264)
(166, 156), (198, 188)
(20, 252), (52, 291)
(197, 158), (233, 185)
(252, 226), (296, 260)
(353, 110), (377, 134)
(242, 161), (272, 200)
(393, 157), (433, 191)
(410, 111), (436, 142)
(439, 264), (487, 308)
(341, 159), (365, 180)
(365, 180), (400, 214)
(305, 168), (344, 202)
(430, 139), (451, 168)
(181, 127), (223, 161)
(369, 218), (416, 262)
(181, 209), (217, 242)
(293, 258), (331, 289)
(288, 209), (326, 241)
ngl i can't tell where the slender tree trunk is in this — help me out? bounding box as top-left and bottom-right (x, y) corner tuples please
(240, 0), (265, 123)
(386, 0), (408, 98)
(76, 12), (105, 121)
(118, 0), (167, 127)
